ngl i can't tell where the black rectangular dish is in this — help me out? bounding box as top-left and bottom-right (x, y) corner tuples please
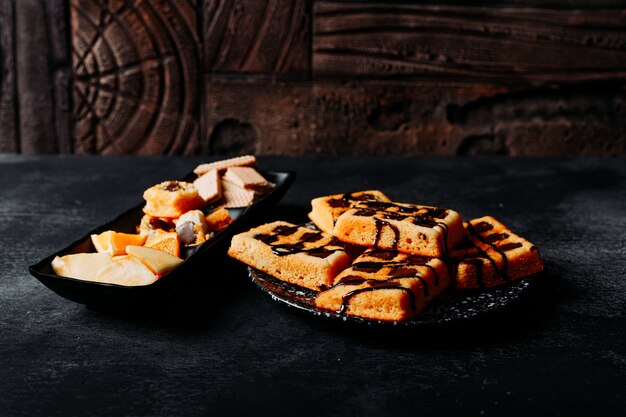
(29, 170), (295, 310)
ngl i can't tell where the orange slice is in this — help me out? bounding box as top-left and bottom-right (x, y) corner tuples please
(205, 207), (233, 232)
(145, 231), (180, 258)
(91, 231), (147, 256)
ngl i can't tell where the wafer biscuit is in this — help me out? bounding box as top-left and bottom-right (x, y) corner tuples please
(223, 167), (267, 188)
(449, 216), (543, 289)
(221, 179), (256, 208)
(193, 169), (222, 203)
(193, 155), (256, 176)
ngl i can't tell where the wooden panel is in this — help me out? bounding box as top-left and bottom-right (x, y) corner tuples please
(15, 0), (70, 154)
(448, 84), (626, 156)
(310, 81), (505, 155)
(203, 0), (310, 75)
(313, 2), (626, 84)
(0, 1), (17, 152)
(206, 77), (626, 156)
(205, 77), (314, 154)
(71, 0), (200, 155)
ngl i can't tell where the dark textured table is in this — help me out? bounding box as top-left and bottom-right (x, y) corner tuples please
(1, 155), (625, 417)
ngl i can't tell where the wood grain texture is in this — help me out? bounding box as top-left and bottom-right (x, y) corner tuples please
(203, 0), (311, 75)
(205, 77), (314, 154)
(71, 0), (201, 155)
(206, 77), (626, 156)
(313, 2), (626, 84)
(15, 0), (71, 154)
(0, 1), (17, 152)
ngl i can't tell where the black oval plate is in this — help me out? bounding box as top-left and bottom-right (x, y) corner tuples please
(29, 170), (295, 310)
(249, 267), (540, 327)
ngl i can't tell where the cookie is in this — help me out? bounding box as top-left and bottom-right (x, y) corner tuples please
(143, 181), (205, 218)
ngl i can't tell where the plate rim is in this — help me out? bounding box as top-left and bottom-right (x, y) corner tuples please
(248, 265), (539, 327)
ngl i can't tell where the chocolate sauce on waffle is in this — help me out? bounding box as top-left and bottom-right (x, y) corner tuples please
(333, 254), (440, 315)
(326, 192), (377, 208)
(485, 233), (509, 244)
(467, 222), (510, 278)
(500, 242), (522, 252)
(366, 249), (397, 260)
(253, 225), (339, 259)
(338, 285), (417, 315)
(451, 221), (513, 286)
(352, 201), (451, 253)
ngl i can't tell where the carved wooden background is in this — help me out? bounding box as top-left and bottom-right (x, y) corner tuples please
(1, 0), (626, 155)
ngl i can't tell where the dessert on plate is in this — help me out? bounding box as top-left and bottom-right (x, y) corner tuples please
(449, 216), (544, 289)
(315, 249), (450, 321)
(308, 190), (391, 234)
(228, 221), (355, 291)
(229, 191), (544, 322)
(332, 200), (464, 257)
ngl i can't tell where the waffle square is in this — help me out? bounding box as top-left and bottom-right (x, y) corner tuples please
(308, 190), (391, 234)
(449, 216), (544, 289)
(332, 200), (464, 257)
(315, 248), (450, 321)
(228, 221), (353, 290)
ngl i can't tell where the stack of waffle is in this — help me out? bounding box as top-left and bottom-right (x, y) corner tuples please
(228, 191), (544, 322)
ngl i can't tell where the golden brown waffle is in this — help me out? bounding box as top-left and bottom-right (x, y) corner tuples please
(449, 216), (544, 289)
(333, 201), (464, 257)
(308, 190), (391, 234)
(228, 221), (354, 290)
(316, 248), (450, 321)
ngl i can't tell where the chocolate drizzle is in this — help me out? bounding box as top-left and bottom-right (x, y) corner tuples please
(485, 233), (509, 243)
(500, 242), (522, 252)
(334, 251), (443, 314)
(327, 192), (377, 209)
(339, 285), (417, 315)
(161, 181), (183, 192)
(352, 202), (451, 254)
(148, 217), (175, 232)
(472, 221), (494, 233)
(254, 225), (338, 259)
(465, 221), (511, 284)
(366, 249), (397, 260)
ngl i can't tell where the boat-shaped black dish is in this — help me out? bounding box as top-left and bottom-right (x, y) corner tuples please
(29, 170), (295, 310)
